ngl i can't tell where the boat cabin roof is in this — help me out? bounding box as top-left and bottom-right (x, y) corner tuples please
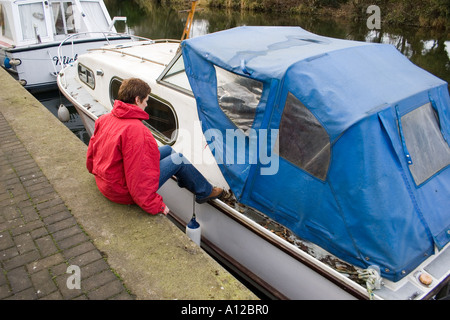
(0, 0), (114, 47)
(182, 26), (448, 141)
(97, 40), (181, 67)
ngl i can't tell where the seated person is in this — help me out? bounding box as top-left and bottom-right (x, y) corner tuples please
(86, 78), (223, 215)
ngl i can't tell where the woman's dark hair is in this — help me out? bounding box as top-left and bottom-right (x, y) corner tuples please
(117, 78), (151, 104)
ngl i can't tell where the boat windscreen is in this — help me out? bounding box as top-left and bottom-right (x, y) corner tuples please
(19, 2), (48, 40)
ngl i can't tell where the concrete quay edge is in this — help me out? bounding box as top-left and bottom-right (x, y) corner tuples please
(0, 67), (258, 300)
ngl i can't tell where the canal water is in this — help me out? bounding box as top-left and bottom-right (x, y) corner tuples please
(37, 1), (449, 143)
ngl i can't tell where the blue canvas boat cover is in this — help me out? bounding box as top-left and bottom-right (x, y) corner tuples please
(181, 26), (450, 281)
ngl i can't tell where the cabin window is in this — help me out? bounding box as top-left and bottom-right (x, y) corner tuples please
(215, 66), (263, 134)
(159, 53), (191, 94)
(143, 96), (178, 144)
(18, 3), (48, 40)
(80, 0), (109, 31)
(401, 102), (450, 185)
(109, 77), (122, 105)
(52, 1), (81, 35)
(109, 78), (178, 144)
(78, 64), (95, 89)
(278, 92), (330, 181)
(0, 4), (12, 39)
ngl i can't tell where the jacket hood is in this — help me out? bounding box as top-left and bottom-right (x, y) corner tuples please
(112, 100), (149, 120)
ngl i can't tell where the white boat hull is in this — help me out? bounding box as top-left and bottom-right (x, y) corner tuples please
(0, 0), (128, 93)
(1, 37), (130, 93)
(76, 107), (96, 137)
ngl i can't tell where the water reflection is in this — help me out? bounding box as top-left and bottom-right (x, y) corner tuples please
(106, 0), (449, 86)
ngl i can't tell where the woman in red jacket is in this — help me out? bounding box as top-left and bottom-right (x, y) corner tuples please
(86, 78), (223, 215)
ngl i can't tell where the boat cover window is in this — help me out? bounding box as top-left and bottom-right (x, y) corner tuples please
(215, 66), (263, 134)
(401, 102), (450, 185)
(109, 78), (177, 144)
(278, 92), (330, 181)
(80, 1), (109, 31)
(19, 3), (48, 40)
(159, 54), (191, 93)
(0, 5), (12, 39)
(78, 64), (95, 89)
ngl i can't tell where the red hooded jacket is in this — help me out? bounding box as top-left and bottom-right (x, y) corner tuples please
(86, 100), (165, 214)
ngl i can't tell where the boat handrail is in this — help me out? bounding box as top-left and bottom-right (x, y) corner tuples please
(56, 31), (152, 72)
(87, 39), (182, 67)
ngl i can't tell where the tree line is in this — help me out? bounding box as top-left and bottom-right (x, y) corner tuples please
(150, 0), (448, 29)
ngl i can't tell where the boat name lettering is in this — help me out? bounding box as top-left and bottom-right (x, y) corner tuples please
(53, 54), (78, 66)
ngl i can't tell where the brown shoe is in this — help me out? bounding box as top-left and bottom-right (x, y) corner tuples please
(196, 187), (224, 204)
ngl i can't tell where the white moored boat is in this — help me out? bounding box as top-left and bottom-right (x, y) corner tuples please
(0, 0), (133, 92)
(57, 26), (450, 300)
